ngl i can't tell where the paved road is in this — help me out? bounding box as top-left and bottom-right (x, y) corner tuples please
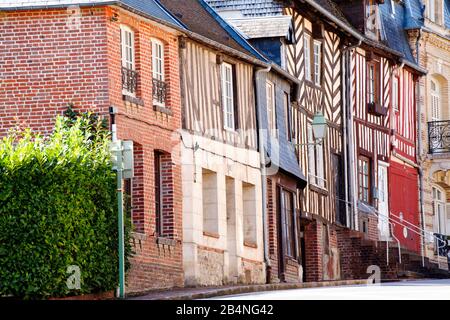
(208, 279), (450, 300)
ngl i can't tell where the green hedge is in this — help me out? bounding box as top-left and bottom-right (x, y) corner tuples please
(0, 113), (130, 299)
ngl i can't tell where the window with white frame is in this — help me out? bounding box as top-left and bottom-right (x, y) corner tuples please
(304, 34), (312, 81)
(390, 0), (396, 15)
(284, 92), (292, 141)
(313, 40), (322, 86)
(429, 0), (436, 22)
(121, 25), (135, 70)
(431, 80), (441, 121)
(392, 75), (399, 112)
(307, 124), (326, 188)
(433, 186), (446, 235)
(152, 40), (164, 81)
(221, 62), (235, 130)
(266, 80), (277, 138)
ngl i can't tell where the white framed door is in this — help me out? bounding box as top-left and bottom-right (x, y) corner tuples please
(378, 162), (390, 240)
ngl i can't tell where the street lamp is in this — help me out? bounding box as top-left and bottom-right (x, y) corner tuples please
(293, 112), (328, 146)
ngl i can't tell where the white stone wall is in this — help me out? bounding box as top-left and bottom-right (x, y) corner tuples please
(181, 132), (265, 286)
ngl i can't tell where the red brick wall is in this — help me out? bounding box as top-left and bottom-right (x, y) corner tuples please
(0, 8), (110, 135)
(0, 6), (184, 293)
(105, 7), (183, 292)
(304, 220), (323, 282)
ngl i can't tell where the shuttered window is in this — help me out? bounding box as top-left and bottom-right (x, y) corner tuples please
(431, 80), (441, 121)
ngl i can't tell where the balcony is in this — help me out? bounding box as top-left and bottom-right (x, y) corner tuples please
(152, 78), (167, 106)
(428, 120), (450, 154)
(121, 66), (138, 95)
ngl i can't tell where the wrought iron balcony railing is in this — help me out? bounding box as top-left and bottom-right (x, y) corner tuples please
(428, 120), (450, 154)
(121, 66), (138, 95)
(152, 78), (167, 105)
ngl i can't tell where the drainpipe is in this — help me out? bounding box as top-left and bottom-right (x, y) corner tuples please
(415, 29), (427, 268)
(343, 40), (362, 230)
(254, 65), (272, 283)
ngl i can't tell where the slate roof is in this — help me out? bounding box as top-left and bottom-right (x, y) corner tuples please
(205, 0), (284, 17)
(227, 16), (292, 39)
(403, 0), (425, 29)
(379, 0), (416, 64)
(0, 0), (185, 28)
(159, 0), (267, 61)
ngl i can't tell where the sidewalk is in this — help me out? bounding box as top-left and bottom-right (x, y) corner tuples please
(128, 279), (369, 300)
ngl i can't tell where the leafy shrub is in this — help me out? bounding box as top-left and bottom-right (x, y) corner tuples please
(0, 113), (130, 299)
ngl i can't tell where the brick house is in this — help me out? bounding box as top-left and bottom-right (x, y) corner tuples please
(0, 0), (186, 293)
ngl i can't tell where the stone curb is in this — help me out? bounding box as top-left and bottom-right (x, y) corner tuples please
(131, 279), (369, 300)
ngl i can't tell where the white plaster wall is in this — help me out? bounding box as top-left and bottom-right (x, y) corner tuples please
(181, 132), (265, 286)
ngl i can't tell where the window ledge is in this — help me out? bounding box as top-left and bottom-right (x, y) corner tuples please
(156, 236), (177, 247)
(309, 184), (328, 195)
(123, 94), (144, 106)
(203, 231), (220, 239)
(131, 232), (147, 241)
(153, 104), (172, 115)
(243, 241), (257, 249)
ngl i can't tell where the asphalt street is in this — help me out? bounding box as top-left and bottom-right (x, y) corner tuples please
(207, 279), (450, 300)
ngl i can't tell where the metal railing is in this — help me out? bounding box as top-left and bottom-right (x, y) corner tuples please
(152, 78), (167, 105)
(428, 120), (450, 154)
(121, 66), (138, 95)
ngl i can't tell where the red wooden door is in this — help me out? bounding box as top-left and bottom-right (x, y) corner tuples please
(388, 162), (421, 253)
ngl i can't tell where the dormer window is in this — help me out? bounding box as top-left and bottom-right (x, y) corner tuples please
(429, 0), (436, 22)
(365, 0), (379, 39)
(427, 0), (444, 24)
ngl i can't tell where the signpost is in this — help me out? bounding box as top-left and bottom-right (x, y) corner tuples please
(110, 140), (134, 299)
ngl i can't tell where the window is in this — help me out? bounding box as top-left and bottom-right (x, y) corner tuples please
(429, 0), (436, 22)
(154, 152), (162, 236)
(152, 40), (167, 106)
(120, 25), (137, 95)
(202, 169), (219, 236)
(121, 25), (134, 70)
(365, 0), (379, 38)
(307, 124), (326, 188)
(280, 188), (296, 258)
(392, 75), (399, 112)
(221, 63), (236, 130)
(266, 80), (277, 138)
(304, 35), (312, 81)
(367, 61), (380, 105)
(155, 151), (174, 238)
(243, 182), (257, 245)
(433, 186), (446, 235)
(431, 80), (441, 121)
(390, 0), (396, 15)
(284, 92), (292, 141)
(313, 41), (322, 86)
(358, 156), (371, 203)
(152, 40), (164, 81)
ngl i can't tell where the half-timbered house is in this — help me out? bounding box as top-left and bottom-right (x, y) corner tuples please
(336, 0), (426, 255)
(207, 0), (361, 282)
(160, 0), (270, 286)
